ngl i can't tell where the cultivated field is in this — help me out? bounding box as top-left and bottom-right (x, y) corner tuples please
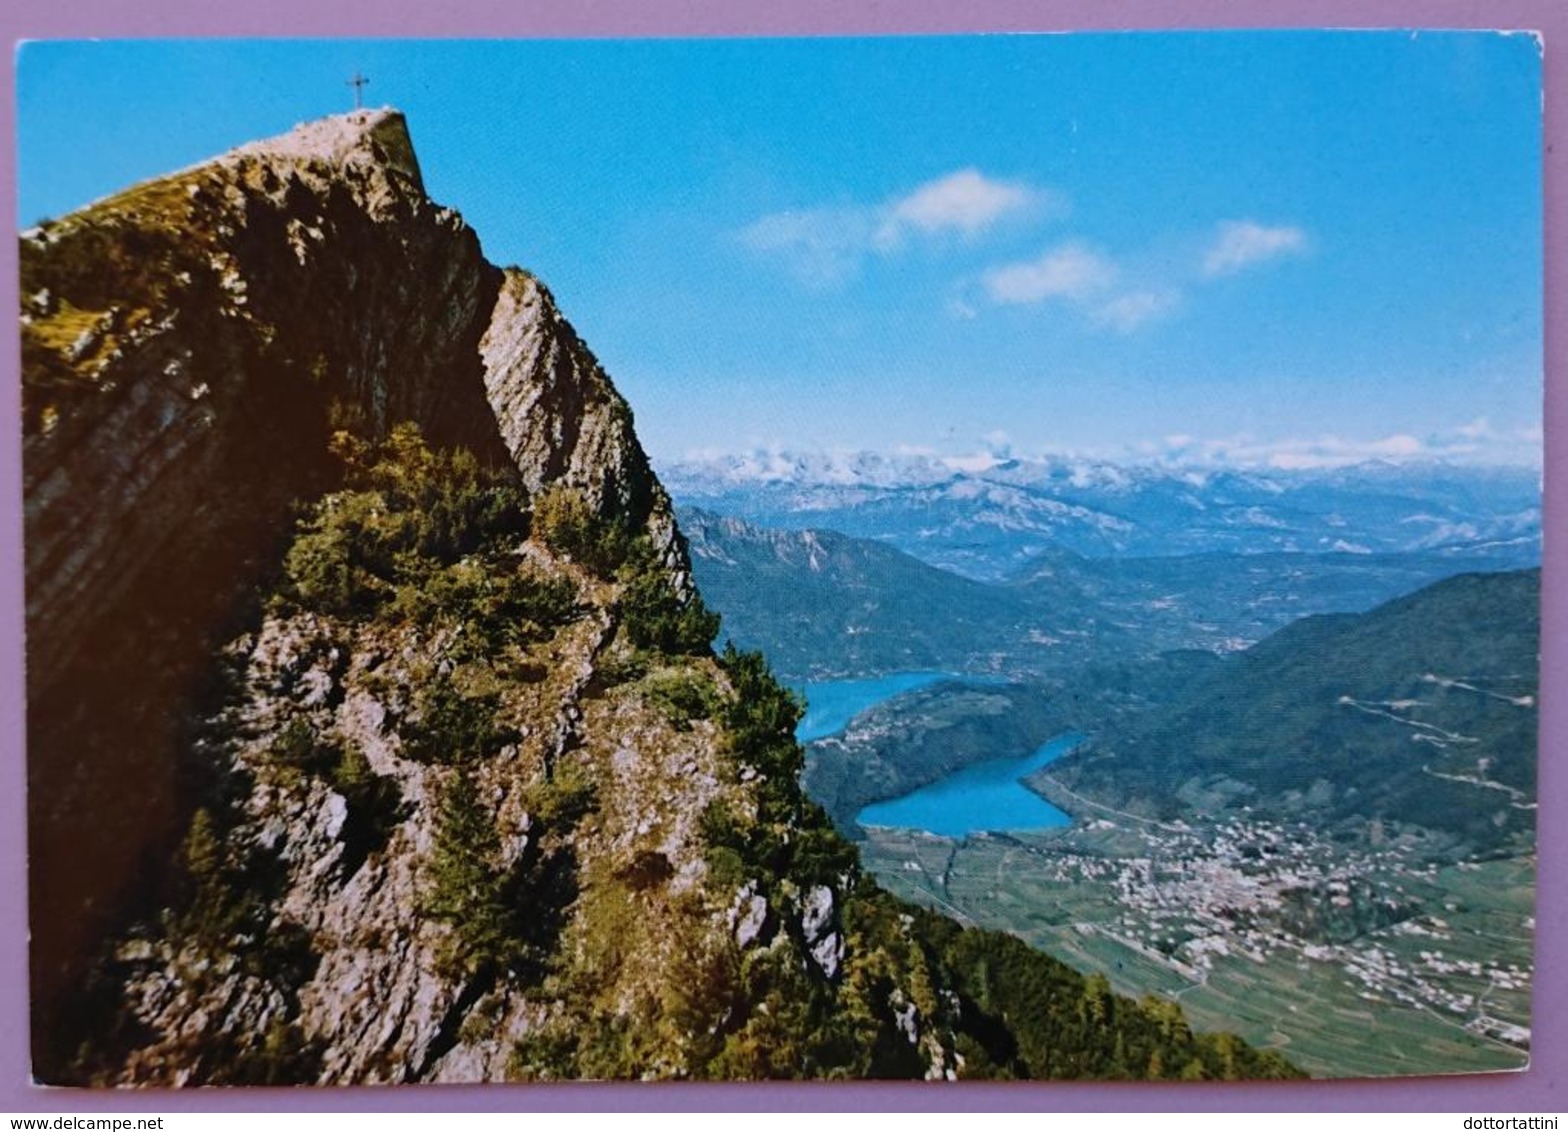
(861, 825), (1533, 1078)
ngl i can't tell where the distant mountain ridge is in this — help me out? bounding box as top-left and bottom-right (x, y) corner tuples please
(681, 506), (1127, 680)
(682, 505), (1537, 682)
(1045, 568), (1540, 855)
(662, 449), (1540, 581)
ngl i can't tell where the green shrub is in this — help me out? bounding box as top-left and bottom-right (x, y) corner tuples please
(268, 718), (334, 778)
(424, 764), (594, 983)
(177, 807), (245, 947)
(618, 540), (720, 656)
(172, 803), (312, 974)
(280, 424), (530, 619)
(696, 648), (821, 884)
(531, 485), (630, 575)
(591, 650), (648, 689)
(390, 557), (579, 651)
(330, 742), (406, 875)
(337, 424), (528, 564)
(424, 769), (520, 979)
(517, 760), (598, 829)
(509, 1027), (581, 1081)
(401, 675), (516, 765)
(717, 644), (805, 782)
(281, 494), (383, 616)
(644, 668), (723, 730)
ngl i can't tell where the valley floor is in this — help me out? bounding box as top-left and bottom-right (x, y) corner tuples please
(859, 817), (1534, 1078)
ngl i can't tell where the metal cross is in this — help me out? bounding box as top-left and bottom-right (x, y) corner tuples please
(347, 72), (370, 110)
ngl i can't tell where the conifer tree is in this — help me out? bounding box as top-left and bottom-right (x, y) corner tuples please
(425, 769), (515, 979)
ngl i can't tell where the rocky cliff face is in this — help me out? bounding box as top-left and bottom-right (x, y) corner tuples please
(21, 110), (682, 1046)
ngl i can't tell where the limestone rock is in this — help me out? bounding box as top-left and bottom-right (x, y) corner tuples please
(22, 109), (687, 1019)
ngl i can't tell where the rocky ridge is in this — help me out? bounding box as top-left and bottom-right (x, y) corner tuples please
(22, 108), (681, 1036)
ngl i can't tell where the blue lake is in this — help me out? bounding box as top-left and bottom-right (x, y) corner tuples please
(855, 733), (1079, 838)
(793, 671), (962, 743)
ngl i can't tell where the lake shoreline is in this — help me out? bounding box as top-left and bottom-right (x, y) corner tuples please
(854, 731), (1083, 839)
(792, 670), (1016, 741)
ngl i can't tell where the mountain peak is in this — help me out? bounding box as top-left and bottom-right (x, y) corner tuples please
(228, 106), (425, 194)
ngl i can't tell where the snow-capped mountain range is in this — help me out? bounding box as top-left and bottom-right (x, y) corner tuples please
(657, 449), (1541, 580)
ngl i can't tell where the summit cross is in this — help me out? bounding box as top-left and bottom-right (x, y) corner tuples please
(347, 72), (370, 110)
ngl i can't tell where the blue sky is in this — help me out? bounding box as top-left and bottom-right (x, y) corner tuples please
(16, 34), (1543, 467)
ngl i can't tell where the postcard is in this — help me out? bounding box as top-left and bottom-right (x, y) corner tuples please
(16, 33), (1541, 1085)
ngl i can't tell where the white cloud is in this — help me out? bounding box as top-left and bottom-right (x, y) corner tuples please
(742, 168), (1052, 286)
(1202, 220), (1308, 277)
(945, 295), (979, 320)
(1437, 418), (1542, 464)
(982, 242), (1118, 305)
(1152, 416), (1543, 470)
(981, 429), (1014, 455)
(1454, 416), (1495, 440)
(737, 207), (879, 288)
(880, 168), (1044, 244)
(1150, 432), (1430, 470)
(1264, 434), (1422, 469)
(965, 216), (1305, 329)
(978, 245), (1179, 334)
(1091, 288), (1181, 333)
(942, 452), (1006, 474)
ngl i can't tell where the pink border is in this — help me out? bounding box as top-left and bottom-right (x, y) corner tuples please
(2, 0), (1561, 1112)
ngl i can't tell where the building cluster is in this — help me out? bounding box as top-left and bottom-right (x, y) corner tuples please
(1020, 815), (1532, 1049)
